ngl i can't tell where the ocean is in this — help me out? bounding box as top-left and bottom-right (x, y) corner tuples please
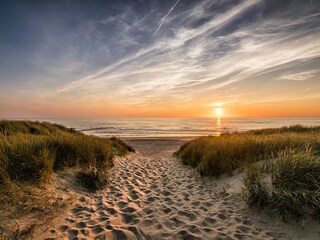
(12, 117), (320, 138)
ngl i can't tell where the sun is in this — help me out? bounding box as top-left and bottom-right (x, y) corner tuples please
(214, 107), (223, 118)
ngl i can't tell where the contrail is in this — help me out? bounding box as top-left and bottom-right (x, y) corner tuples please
(154, 0), (180, 35)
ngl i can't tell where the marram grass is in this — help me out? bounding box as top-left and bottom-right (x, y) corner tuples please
(175, 125), (320, 220)
(174, 125), (320, 177)
(0, 120), (134, 197)
(0, 120), (134, 239)
(243, 149), (320, 221)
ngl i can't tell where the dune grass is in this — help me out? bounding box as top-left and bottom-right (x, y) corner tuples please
(174, 125), (320, 177)
(0, 120), (134, 199)
(175, 125), (320, 220)
(0, 120), (134, 239)
(0, 120), (77, 136)
(243, 149), (320, 221)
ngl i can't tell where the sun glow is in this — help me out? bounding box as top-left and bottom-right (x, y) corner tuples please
(214, 107), (223, 118)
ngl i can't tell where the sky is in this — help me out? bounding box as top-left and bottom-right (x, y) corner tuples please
(0, 0), (320, 118)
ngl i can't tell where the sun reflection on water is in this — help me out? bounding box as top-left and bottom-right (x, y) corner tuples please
(217, 116), (221, 129)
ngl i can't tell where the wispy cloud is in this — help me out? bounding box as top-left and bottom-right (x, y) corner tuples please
(277, 70), (319, 81)
(58, 0), (264, 94)
(1, 0), (320, 117)
(154, 0), (180, 35)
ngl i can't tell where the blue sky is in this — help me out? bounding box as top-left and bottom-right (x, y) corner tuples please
(1, 0), (320, 117)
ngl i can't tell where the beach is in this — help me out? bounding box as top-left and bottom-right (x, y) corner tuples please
(2, 0), (320, 237)
(2, 0), (320, 238)
(36, 138), (319, 240)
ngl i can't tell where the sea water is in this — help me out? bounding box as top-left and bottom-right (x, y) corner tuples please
(12, 117), (320, 138)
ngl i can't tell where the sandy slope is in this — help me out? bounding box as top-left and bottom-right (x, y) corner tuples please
(39, 139), (319, 240)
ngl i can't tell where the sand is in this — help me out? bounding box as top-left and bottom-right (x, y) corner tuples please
(37, 138), (320, 240)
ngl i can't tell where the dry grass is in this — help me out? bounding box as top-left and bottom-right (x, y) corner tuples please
(0, 120), (134, 239)
(175, 125), (320, 221)
(0, 120), (133, 192)
(174, 125), (320, 177)
(243, 149), (320, 221)
(0, 182), (68, 240)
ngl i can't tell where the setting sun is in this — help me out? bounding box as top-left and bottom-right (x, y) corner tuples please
(1, 1), (320, 238)
(214, 107), (223, 118)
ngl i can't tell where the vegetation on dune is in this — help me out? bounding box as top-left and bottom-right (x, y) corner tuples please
(0, 120), (134, 197)
(0, 120), (77, 136)
(0, 120), (134, 239)
(175, 125), (320, 220)
(174, 125), (320, 177)
(243, 149), (320, 221)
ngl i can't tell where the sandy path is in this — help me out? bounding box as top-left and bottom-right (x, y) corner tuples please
(41, 139), (309, 240)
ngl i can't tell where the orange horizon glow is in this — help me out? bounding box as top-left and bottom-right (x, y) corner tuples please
(1, 96), (320, 119)
(1, 1), (320, 119)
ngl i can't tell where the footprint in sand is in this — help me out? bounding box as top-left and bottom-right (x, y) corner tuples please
(40, 139), (294, 240)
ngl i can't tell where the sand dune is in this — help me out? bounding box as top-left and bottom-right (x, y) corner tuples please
(39, 139), (319, 240)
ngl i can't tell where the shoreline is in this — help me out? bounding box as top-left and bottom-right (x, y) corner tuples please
(120, 136), (197, 141)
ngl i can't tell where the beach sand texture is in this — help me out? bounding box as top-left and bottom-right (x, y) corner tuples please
(39, 139), (319, 240)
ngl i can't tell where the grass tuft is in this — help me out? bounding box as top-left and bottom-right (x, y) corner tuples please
(175, 125), (320, 177)
(272, 148), (320, 192)
(243, 150), (320, 221)
(0, 120), (133, 193)
(76, 167), (109, 191)
(242, 166), (269, 209)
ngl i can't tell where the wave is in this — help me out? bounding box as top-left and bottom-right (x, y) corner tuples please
(31, 117), (320, 138)
(82, 128), (223, 133)
(80, 127), (116, 131)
